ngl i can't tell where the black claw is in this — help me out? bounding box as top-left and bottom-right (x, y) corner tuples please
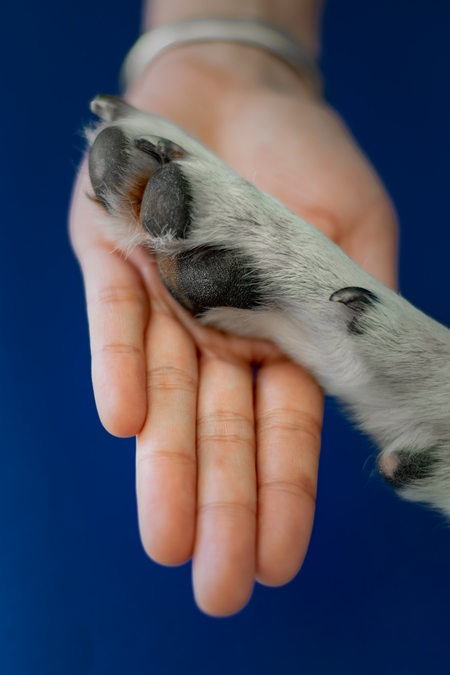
(157, 247), (267, 317)
(330, 286), (379, 307)
(134, 136), (186, 165)
(330, 286), (380, 335)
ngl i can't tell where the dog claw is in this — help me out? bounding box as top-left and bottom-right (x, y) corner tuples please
(330, 286), (380, 335)
(134, 135), (186, 164)
(90, 94), (136, 122)
(329, 286), (379, 307)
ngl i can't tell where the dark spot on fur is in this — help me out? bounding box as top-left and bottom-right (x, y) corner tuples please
(88, 126), (130, 212)
(140, 163), (192, 239)
(378, 448), (438, 489)
(329, 286), (380, 335)
(158, 247), (266, 316)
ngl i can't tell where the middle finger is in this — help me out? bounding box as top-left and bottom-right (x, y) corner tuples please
(193, 354), (257, 616)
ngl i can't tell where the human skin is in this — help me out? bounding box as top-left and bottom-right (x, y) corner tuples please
(70, 0), (397, 616)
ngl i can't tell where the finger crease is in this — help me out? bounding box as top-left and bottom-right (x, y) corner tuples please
(88, 285), (147, 310)
(198, 412), (254, 451)
(258, 478), (317, 505)
(94, 342), (144, 359)
(147, 366), (197, 395)
(137, 448), (196, 468)
(198, 431), (254, 451)
(197, 501), (256, 519)
(258, 409), (321, 446)
(198, 410), (253, 429)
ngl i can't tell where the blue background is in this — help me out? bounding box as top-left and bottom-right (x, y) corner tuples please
(2, 0), (450, 673)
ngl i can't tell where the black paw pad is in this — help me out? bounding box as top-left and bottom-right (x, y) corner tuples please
(329, 286), (379, 335)
(140, 164), (192, 239)
(378, 449), (438, 489)
(88, 126), (130, 211)
(157, 247), (266, 317)
(88, 126), (160, 214)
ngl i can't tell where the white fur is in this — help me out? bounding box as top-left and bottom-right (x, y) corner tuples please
(87, 95), (450, 517)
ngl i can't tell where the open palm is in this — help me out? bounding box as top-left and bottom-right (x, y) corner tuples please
(70, 48), (397, 616)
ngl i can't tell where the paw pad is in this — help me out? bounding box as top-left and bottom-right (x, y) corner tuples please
(140, 163), (192, 239)
(158, 247), (266, 317)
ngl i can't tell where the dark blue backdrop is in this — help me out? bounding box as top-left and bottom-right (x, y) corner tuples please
(2, 1), (450, 673)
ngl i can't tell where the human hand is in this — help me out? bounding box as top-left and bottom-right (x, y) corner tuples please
(70, 44), (397, 616)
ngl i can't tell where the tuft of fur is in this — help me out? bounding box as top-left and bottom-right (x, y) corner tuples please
(85, 94), (450, 517)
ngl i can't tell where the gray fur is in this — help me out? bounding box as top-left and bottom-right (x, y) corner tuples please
(86, 94), (450, 517)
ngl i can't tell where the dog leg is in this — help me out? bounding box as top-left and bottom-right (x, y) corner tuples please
(86, 95), (450, 516)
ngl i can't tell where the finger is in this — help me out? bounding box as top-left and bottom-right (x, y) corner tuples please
(192, 355), (256, 616)
(136, 307), (198, 566)
(70, 170), (149, 437)
(255, 360), (323, 586)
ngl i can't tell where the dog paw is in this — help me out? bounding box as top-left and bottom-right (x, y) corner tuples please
(86, 94), (450, 518)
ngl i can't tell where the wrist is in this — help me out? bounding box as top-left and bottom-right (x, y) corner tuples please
(127, 40), (317, 112)
(145, 1), (323, 57)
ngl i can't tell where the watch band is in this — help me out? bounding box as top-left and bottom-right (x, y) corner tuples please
(121, 18), (323, 95)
